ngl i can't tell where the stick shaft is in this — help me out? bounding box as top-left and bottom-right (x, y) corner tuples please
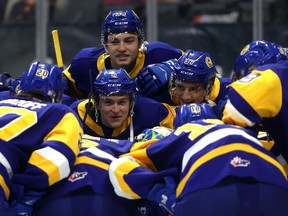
(52, 30), (63, 67)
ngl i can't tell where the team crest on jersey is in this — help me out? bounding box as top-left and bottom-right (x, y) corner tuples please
(68, 171), (88, 182)
(230, 156), (250, 167)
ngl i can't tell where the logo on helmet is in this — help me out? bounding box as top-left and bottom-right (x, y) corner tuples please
(240, 44), (250, 55)
(36, 68), (49, 79)
(114, 11), (127, 17)
(108, 83), (121, 87)
(183, 58), (195, 65)
(190, 104), (201, 114)
(279, 47), (287, 56)
(110, 72), (118, 78)
(205, 57), (214, 68)
(180, 70), (194, 76)
(115, 21), (129, 25)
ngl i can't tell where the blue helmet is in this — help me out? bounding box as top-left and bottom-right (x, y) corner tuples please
(94, 68), (135, 97)
(232, 40), (287, 81)
(101, 10), (145, 45)
(19, 61), (63, 102)
(170, 50), (217, 91)
(174, 103), (217, 128)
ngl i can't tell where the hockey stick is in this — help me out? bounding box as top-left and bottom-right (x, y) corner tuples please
(52, 30), (64, 68)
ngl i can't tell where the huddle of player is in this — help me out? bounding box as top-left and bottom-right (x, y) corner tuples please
(0, 9), (288, 216)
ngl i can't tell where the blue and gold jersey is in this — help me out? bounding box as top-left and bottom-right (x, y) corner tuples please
(46, 135), (136, 197)
(222, 60), (288, 173)
(70, 96), (176, 139)
(109, 119), (288, 201)
(0, 97), (83, 200)
(63, 42), (183, 99)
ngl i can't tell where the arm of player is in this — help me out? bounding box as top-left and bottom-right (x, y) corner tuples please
(109, 156), (178, 201)
(135, 60), (176, 97)
(11, 112), (83, 192)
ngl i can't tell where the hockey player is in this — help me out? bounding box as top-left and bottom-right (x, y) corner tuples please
(135, 49), (231, 106)
(33, 135), (168, 216)
(70, 67), (175, 141)
(222, 40), (288, 174)
(0, 61), (83, 215)
(109, 118), (288, 215)
(62, 9), (183, 99)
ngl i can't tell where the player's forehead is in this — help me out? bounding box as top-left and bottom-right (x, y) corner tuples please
(100, 94), (130, 101)
(107, 32), (138, 41)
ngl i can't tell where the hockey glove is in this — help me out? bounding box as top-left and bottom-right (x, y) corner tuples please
(0, 73), (16, 91)
(136, 126), (173, 142)
(174, 103), (217, 128)
(147, 176), (177, 215)
(135, 60), (175, 97)
(10, 190), (44, 216)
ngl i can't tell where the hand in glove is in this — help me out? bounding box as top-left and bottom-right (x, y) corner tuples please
(135, 60), (176, 97)
(147, 176), (177, 215)
(10, 190), (44, 216)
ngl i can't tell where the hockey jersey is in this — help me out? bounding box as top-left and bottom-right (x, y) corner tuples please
(109, 119), (288, 201)
(0, 97), (83, 200)
(63, 42), (183, 99)
(222, 60), (288, 173)
(70, 96), (176, 139)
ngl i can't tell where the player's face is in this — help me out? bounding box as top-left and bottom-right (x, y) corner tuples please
(105, 33), (140, 73)
(174, 81), (207, 105)
(97, 94), (131, 128)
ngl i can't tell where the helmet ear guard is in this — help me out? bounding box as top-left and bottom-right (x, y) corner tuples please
(19, 61), (64, 103)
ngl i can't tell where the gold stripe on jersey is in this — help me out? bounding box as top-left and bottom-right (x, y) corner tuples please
(0, 107), (37, 142)
(209, 76), (221, 102)
(283, 164), (288, 176)
(111, 159), (141, 199)
(44, 112), (82, 156)
(177, 143), (286, 197)
(81, 139), (99, 148)
(75, 156), (109, 170)
(124, 140), (158, 172)
(231, 70), (282, 117)
(160, 103), (176, 129)
(129, 51), (145, 78)
(0, 175), (9, 200)
(29, 146), (70, 186)
(96, 53), (107, 72)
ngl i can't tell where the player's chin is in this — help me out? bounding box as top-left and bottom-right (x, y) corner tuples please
(117, 59), (132, 67)
(108, 120), (124, 128)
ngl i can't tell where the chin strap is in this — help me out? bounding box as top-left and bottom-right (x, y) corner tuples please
(129, 103), (135, 141)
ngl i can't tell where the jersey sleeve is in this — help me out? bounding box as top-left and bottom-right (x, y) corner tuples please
(222, 70), (282, 127)
(63, 47), (105, 99)
(109, 155), (178, 200)
(12, 111), (83, 191)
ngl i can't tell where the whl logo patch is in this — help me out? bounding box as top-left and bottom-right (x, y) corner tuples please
(230, 156), (250, 167)
(68, 171), (87, 182)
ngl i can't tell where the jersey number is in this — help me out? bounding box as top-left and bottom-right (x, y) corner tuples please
(0, 107), (37, 141)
